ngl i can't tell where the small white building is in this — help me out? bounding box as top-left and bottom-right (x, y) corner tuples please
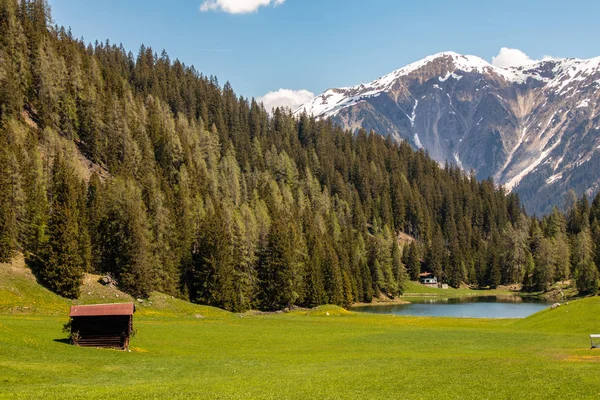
(419, 272), (438, 287)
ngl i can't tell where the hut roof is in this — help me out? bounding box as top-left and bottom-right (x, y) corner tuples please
(69, 303), (134, 317)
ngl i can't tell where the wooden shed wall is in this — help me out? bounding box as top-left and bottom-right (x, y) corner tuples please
(71, 315), (132, 349)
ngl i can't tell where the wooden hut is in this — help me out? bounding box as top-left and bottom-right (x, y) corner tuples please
(69, 303), (134, 350)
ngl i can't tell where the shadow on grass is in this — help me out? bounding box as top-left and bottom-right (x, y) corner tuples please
(53, 338), (71, 345)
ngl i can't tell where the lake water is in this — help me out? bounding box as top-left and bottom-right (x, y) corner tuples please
(351, 296), (550, 318)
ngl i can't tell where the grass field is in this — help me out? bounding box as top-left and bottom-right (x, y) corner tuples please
(1, 258), (600, 399)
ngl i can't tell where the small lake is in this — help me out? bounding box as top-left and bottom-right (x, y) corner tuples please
(352, 296), (550, 319)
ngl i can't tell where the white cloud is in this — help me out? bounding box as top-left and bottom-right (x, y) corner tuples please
(258, 89), (314, 113)
(492, 48), (536, 68)
(491, 47), (555, 68)
(200, 0), (285, 14)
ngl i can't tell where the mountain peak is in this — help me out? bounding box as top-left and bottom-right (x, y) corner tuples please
(426, 51), (492, 67)
(371, 52), (493, 86)
(295, 52), (501, 118)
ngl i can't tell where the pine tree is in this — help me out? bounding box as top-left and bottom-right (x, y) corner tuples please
(570, 228), (594, 278)
(424, 227), (445, 280)
(391, 240), (407, 295)
(0, 137), (18, 262)
(447, 238), (466, 288)
(36, 154), (84, 298)
(502, 219), (531, 285)
(353, 233), (373, 302)
(576, 260), (599, 295)
(521, 252), (535, 292)
(86, 172), (103, 270)
(322, 244), (344, 305)
(403, 241), (420, 281)
(592, 221), (600, 270)
(303, 254), (326, 307)
(18, 131), (48, 255)
(192, 204), (236, 309)
(341, 269), (354, 307)
(256, 212), (303, 311)
(97, 178), (157, 298)
(531, 238), (555, 292)
(229, 204), (259, 312)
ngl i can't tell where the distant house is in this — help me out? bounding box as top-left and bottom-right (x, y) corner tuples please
(68, 303), (134, 350)
(419, 272), (438, 287)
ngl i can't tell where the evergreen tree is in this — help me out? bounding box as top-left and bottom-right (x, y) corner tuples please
(303, 254), (326, 307)
(36, 154), (84, 298)
(97, 178), (157, 298)
(353, 233), (373, 302)
(570, 228), (594, 279)
(447, 238), (466, 288)
(403, 241), (420, 281)
(424, 227), (445, 280)
(322, 241), (344, 305)
(592, 221), (600, 271)
(501, 218), (530, 284)
(391, 240), (407, 295)
(191, 204), (236, 310)
(576, 260), (599, 295)
(521, 252), (535, 292)
(17, 131), (47, 255)
(256, 212), (303, 310)
(532, 238), (555, 292)
(0, 136), (18, 262)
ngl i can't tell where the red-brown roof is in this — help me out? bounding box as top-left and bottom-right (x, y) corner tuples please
(69, 303), (134, 317)
(419, 272), (434, 277)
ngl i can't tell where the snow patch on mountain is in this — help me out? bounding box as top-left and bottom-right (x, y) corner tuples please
(505, 138), (563, 191)
(577, 99), (590, 108)
(439, 72), (463, 82)
(408, 99), (418, 126)
(414, 133), (423, 149)
(546, 173), (563, 185)
(454, 152), (464, 170)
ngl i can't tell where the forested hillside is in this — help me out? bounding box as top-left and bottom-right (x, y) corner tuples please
(0, 0), (598, 311)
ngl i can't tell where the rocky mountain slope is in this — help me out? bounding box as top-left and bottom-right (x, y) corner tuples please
(296, 52), (600, 214)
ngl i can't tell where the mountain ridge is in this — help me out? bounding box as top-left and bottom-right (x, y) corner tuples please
(296, 52), (600, 214)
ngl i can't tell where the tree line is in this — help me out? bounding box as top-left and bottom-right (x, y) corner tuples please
(0, 0), (598, 311)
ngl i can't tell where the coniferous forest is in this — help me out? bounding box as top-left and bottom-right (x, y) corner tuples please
(0, 0), (599, 311)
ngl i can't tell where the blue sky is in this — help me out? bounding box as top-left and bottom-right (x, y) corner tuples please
(49, 0), (600, 109)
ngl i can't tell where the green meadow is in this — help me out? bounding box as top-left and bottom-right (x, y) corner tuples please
(1, 258), (600, 399)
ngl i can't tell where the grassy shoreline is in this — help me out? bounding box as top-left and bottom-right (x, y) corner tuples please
(396, 281), (578, 301)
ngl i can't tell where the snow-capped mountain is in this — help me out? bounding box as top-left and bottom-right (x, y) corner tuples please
(295, 52), (600, 214)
